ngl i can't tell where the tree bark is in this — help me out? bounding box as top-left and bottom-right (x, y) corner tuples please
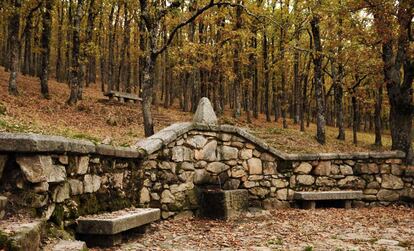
(374, 85), (383, 146)
(311, 14), (326, 144)
(8, 0), (21, 96)
(67, 0), (83, 105)
(39, 0), (54, 99)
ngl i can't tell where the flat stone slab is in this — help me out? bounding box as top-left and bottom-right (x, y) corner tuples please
(46, 240), (87, 251)
(293, 191), (363, 201)
(76, 208), (160, 235)
(104, 91), (142, 102)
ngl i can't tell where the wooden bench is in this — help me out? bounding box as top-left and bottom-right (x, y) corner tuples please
(293, 191), (363, 209)
(76, 208), (160, 247)
(104, 91), (142, 103)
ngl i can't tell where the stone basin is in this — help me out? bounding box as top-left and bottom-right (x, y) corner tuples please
(200, 189), (248, 219)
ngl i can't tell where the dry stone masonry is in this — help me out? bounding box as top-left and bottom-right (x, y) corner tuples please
(0, 97), (413, 227)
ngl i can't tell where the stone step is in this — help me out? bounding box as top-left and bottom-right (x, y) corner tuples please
(77, 207), (160, 235)
(0, 196), (7, 219)
(44, 240), (88, 251)
(0, 219), (45, 251)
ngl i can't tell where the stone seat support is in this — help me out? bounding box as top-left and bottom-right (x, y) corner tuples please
(104, 91), (142, 103)
(293, 191), (363, 209)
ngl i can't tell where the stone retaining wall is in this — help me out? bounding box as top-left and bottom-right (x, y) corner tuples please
(0, 98), (412, 224)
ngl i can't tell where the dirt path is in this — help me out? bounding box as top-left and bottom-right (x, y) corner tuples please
(94, 207), (414, 251)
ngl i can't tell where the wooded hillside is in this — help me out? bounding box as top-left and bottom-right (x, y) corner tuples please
(0, 0), (412, 160)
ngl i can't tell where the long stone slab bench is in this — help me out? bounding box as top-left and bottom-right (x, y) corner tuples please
(76, 208), (160, 247)
(293, 191), (363, 209)
(104, 91), (142, 103)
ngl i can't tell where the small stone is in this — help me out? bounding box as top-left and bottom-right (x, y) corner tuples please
(357, 163), (379, 174)
(172, 146), (193, 162)
(219, 146), (238, 160)
(140, 187), (150, 204)
(263, 162), (277, 175)
(271, 179), (286, 188)
(294, 162), (313, 174)
(159, 161), (171, 170)
(68, 179), (83, 195)
(206, 162), (230, 174)
(232, 166), (247, 178)
(381, 174), (404, 190)
(296, 175), (315, 186)
(243, 181), (258, 188)
(151, 193), (160, 201)
(180, 162), (195, 171)
(248, 158), (262, 175)
(276, 189), (289, 200)
(405, 166), (414, 177)
(71, 156), (89, 175)
(52, 183), (70, 203)
(42, 203), (55, 220)
(161, 190), (175, 204)
(83, 175), (101, 193)
(391, 165), (403, 176)
(316, 177), (335, 187)
(249, 187), (269, 198)
(239, 149), (253, 160)
(195, 161), (207, 169)
(186, 135), (208, 148)
(195, 141), (217, 161)
(58, 155), (69, 165)
(375, 239), (399, 246)
(246, 143), (255, 149)
(339, 165), (353, 175)
(377, 189), (399, 201)
(231, 141), (244, 148)
(313, 161), (331, 176)
(16, 155), (49, 183)
(338, 176), (366, 189)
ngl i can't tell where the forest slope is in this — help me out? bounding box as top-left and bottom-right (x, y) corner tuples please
(0, 67), (394, 153)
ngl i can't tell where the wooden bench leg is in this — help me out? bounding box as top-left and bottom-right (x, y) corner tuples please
(303, 201), (316, 209)
(344, 200), (352, 209)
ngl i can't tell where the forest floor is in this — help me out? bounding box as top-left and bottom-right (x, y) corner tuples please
(93, 207), (413, 251)
(0, 67), (395, 153)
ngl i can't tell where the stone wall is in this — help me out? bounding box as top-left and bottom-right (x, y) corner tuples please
(0, 98), (412, 224)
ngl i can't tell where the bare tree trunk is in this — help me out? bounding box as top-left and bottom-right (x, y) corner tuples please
(374, 85), (383, 146)
(39, 0), (54, 99)
(56, 0), (64, 82)
(263, 32), (270, 122)
(67, 0), (83, 105)
(85, 0), (97, 87)
(233, 1), (243, 118)
(311, 15), (326, 144)
(8, 0), (21, 96)
(352, 95), (358, 145)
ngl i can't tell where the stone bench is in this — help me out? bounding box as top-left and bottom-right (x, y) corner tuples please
(293, 191), (363, 209)
(104, 91), (142, 103)
(76, 208), (160, 247)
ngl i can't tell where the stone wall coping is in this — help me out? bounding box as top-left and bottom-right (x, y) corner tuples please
(0, 132), (96, 154)
(0, 123), (406, 161)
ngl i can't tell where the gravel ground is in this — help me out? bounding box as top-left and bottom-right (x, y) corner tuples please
(93, 206), (414, 251)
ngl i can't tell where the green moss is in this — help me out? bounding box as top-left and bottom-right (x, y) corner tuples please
(0, 230), (10, 249)
(51, 204), (65, 227)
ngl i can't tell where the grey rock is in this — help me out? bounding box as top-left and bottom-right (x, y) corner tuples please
(17, 155), (66, 183)
(294, 162), (313, 174)
(248, 158), (262, 175)
(219, 146), (238, 160)
(239, 149), (253, 160)
(68, 179), (84, 195)
(263, 162), (277, 175)
(186, 135), (208, 148)
(140, 187), (150, 204)
(313, 161), (331, 176)
(180, 162), (195, 171)
(271, 179), (286, 188)
(83, 175), (101, 193)
(339, 165), (353, 175)
(375, 239), (399, 246)
(52, 183), (70, 203)
(50, 240), (88, 251)
(161, 190), (175, 204)
(96, 144), (140, 158)
(206, 162), (230, 174)
(381, 174), (404, 190)
(316, 177), (336, 187)
(69, 156), (89, 175)
(296, 175), (315, 186)
(249, 187), (269, 198)
(231, 166), (247, 178)
(377, 189), (399, 201)
(195, 140), (217, 161)
(338, 176), (366, 189)
(193, 97), (218, 125)
(172, 146), (193, 162)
